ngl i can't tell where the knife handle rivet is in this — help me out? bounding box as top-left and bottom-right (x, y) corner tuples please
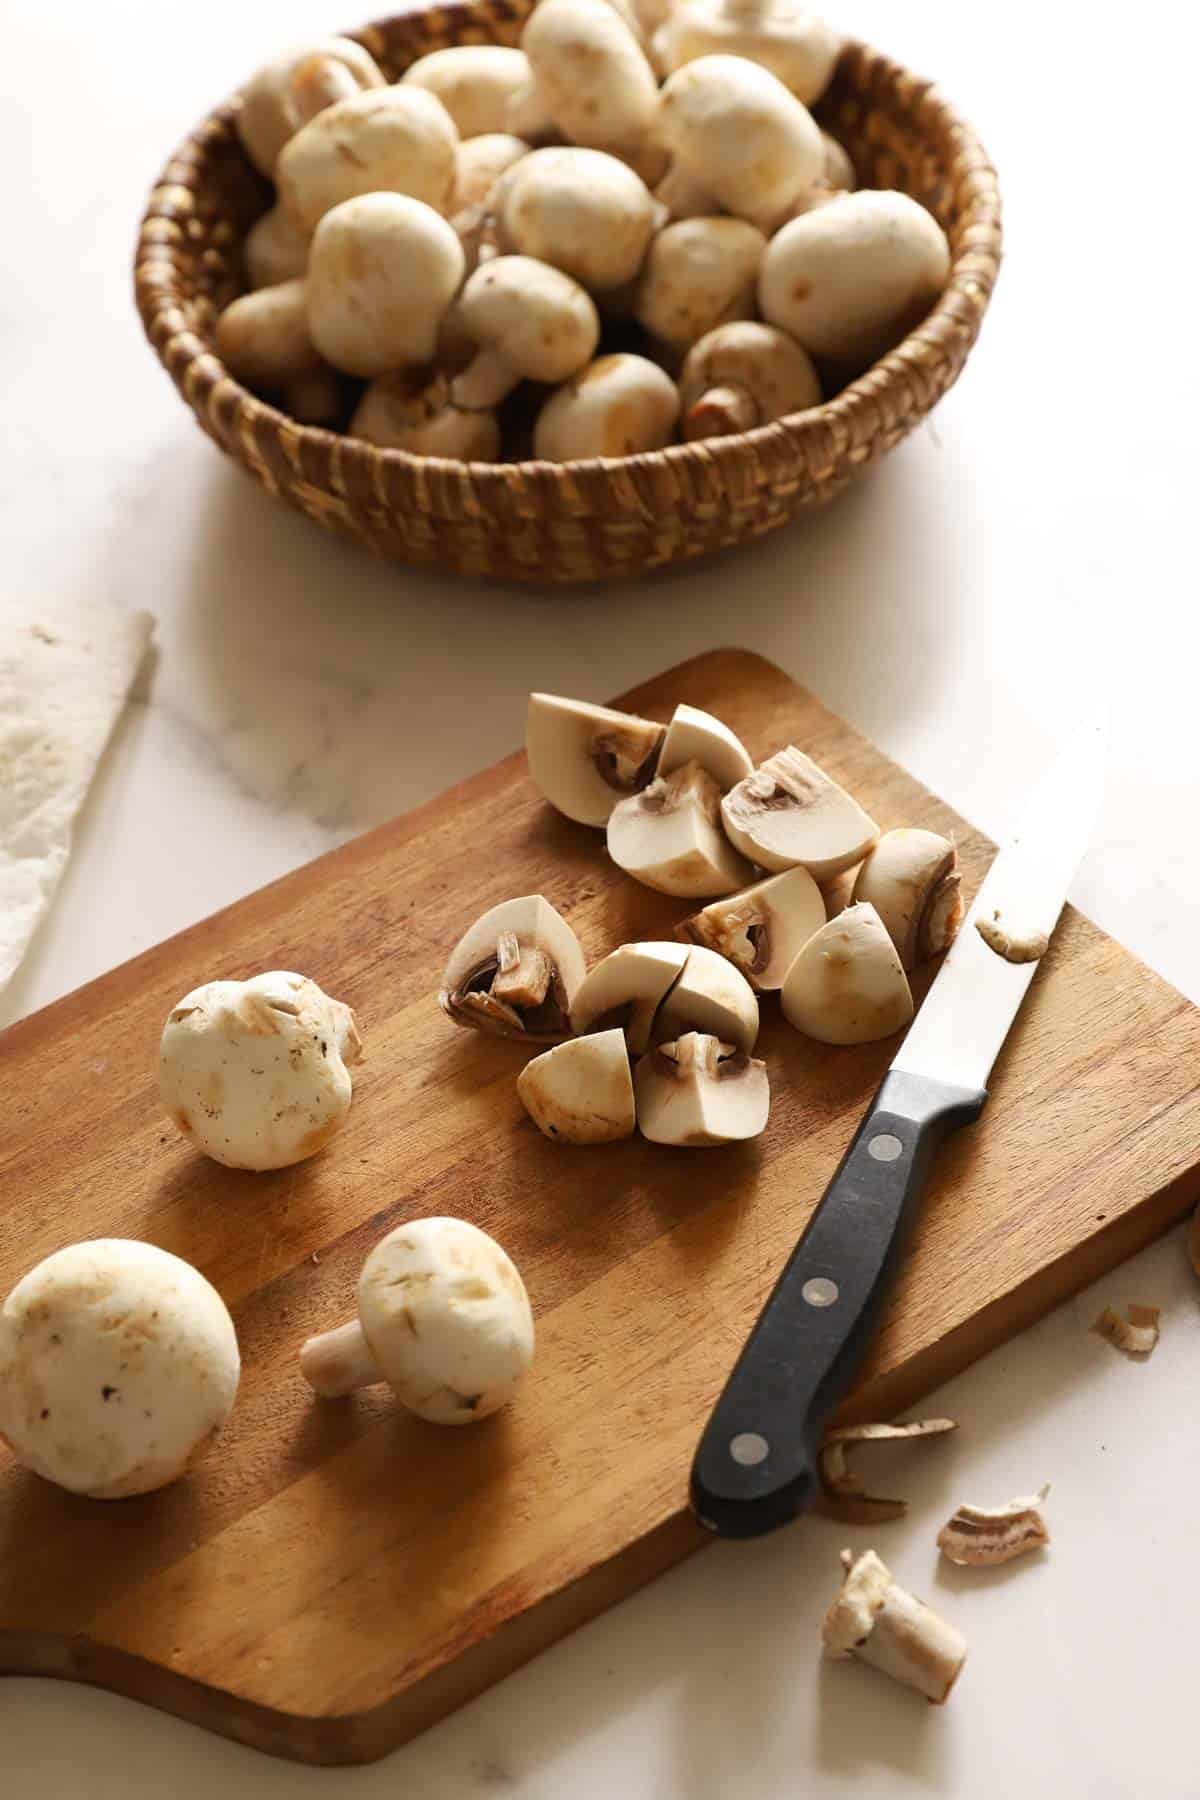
(802, 1277), (839, 1308)
(729, 1432), (769, 1467)
(868, 1132), (903, 1163)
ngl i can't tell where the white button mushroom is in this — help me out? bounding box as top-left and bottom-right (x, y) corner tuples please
(679, 320), (821, 441)
(678, 864), (826, 990)
(721, 745), (879, 878)
(449, 256), (600, 409)
(570, 940), (690, 1051)
(496, 147), (657, 292)
(278, 86), (459, 236)
(759, 190), (952, 365)
(526, 692), (666, 826)
(659, 0), (839, 105)
(780, 901), (914, 1045)
(403, 46), (539, 139)
(653, 162), (722, 222)
(0, 1240), (239, 1499)
(522, 0), (659, 158)
(852, 828), (963, 971)
(451, 132), (532, 213)
(534, 353), (680, 459)
(244, 203), (310, 290)
(350, 374), (501, 460)
(159, 970), (361, 1170)
(656, 56), (824, 231)
(652, 942), (759, 1050)
(517, 1029), (636, 1143)
(440, 895), (587, 1041)
(633, 218), (766, 354)
(214, 279), (324, 391)
(635, 1032), (769, 1146)
(307, 194), (465, 378)
(657, 703), (753, 790)
(237, 38), (385, 177)
(299, 1218), (534, 1424)
(607, 761), (753, 898)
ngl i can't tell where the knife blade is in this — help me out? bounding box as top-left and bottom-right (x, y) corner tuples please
(690, 719), (1106, 1539)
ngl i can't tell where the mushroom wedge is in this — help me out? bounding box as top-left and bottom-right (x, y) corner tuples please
(657, 703), (753, 791)
(635, 1032), (769, 1146)
(517, 1029), (636, 1143)
(653, 943), (758, 1051)
(781, 901), (914, 1045)
(608, 761), (753, 898)
(526, 692), (665, 827)
(852, 828), (963, 971)
(570, 940), (689, 1052)
(721, 744), (879, 878)
(677, 864), (825, 991)
(440, 895), (586, 1041)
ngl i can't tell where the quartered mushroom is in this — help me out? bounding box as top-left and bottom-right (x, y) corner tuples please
(820, 865), (860, 920)
(823, 1549), (967, 1704)
(570, 940), (690, 1051)
(653, 943), (759, 1050)
(526, 692), (665, 826)
(853, 828), (964, 971)
(278, 86), (460, 236)
(607, 761), (753, 898)
(679, 320), (821, 440)
(159, 970), (362, 1169)
(678, 864), (825, 991)
(299, 1218), (534, 1424)
(634, 1032), (769, 1146)
(781, 902), (914, 1045)
(721, 744), (879, 878)
(236, 37), (385, 177)
(0, 1240), (240, 1498)
(817, 1418), (958, 1524)
(937, 1485), (1051, 1567)
(517, 1028), (636, 1143)
(440, 895), (586, 1041)
(657, 703), (754, 791)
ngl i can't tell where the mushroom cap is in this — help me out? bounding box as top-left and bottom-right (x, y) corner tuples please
(350, 376), (501, 459)
(758, 190), (951, 364)
(522, 0), (659, 154)
(517, 1029), (636, 1143)
(357, 1218), (534, 1424)
(721, 744), (879, 878)
(634, 1032), (769, 1146)
(0, 1240), (239, 1498)
(678, 863), (825, 991)
(653, 942), (759, 1050)
(456, 256), (601, 385)
(215, 280), (322, 390)
(607, 760), (752, 897)
(661, 1), (840, 104)
(159, 970), (361, 1170)
(679, 320), (821, 439)
(780, 901), (914, 1045)
(403, 46), (536, 139)
(496, 147), (657, 291)
(278, 85), (459, 236)
(658, 702), (754, 791)
(440, 894), (587, 1040)
(852, 827), (962, 971)
(533, 353), (680, 460)
(570, 940), (689, 1051)
(633, 217), (766, 352)
(237, 37), (385, 177)
(307, 193), (465, 377)
(244, 203), (310, 290)
(526, 691), (665, 826)
(821, 129), (855, 193)
(452, 132), (532, 211)
(657, 55), (824, 229)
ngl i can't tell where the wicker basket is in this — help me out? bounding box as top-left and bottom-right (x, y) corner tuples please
(134, 7), (1002, 584)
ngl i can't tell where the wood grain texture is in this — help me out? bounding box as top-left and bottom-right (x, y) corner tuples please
(2, 648), (1198, 1763)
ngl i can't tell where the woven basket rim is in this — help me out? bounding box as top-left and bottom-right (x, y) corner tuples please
(135, 23), (1002, 495)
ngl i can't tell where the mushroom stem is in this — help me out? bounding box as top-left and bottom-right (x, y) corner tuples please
(451, 345), (521, 409)
(823, 1550), (966, 1704)
(291, 55), (364, 122)
(300, 1320), (381, 1396)
(683, 382), (758, 439)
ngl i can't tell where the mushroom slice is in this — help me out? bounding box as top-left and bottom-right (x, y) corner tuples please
(976, 911), (1050, 965)
(635, 1032), (769, 1146)
(608, 761), (753, 899)
(526, 692), (665, 827)
(936, 1485), (1051, 1567)
(440, 895), (586, 1041)
(817, 1418), (958, 1525)
(677, 866), (824, 991)
(721, 745), (879, 878)
(570, 940), (689, 1052)
(657, 703), (753, 792)
(781, 902), (914, 1046)
(822, 1549), (967, 1705)
(653, 943), (759, 1051)
(853, 828), (964, 971)
(1092, 1302), (1161, 1357)
(517, 1029), (636, 1143)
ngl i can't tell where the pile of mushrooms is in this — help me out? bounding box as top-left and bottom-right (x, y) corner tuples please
(215, 8), (951, 457)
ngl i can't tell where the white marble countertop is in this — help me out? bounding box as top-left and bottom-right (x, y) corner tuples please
(3, 0), (1199, 1791)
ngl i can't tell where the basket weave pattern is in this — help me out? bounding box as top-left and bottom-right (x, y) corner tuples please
(134, 6), (1002, 583)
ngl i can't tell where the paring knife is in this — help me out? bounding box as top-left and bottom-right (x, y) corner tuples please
(690, 719), (1106, 1539)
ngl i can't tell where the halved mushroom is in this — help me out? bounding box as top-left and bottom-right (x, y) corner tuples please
(440, 895), (586, 1040)
(653, 943), (759, 1050)
(677, 864), (825, 991)
(823, 1549), (967, 1705)
(635, 1032), (769, 1145)
(526, 692), (665, 827)
(937, 1485), (1051, 1567)
(570, 940), (689, 1051)
(657, 702), (753, 791)
(781, 901), (914, 1045)
(517, 1029), (636, 1142)
(853, 828), (963, 971)
(607, 761), (753, 898)
(721, 745), (879, 878)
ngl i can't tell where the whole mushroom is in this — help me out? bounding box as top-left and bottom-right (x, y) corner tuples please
(403, 46), (539, 139)
(215, 279), (324, 391)
(657, 55), (824, 231)
(534, 353), (680, 459)
(522, 0), (659, 159)
(451, 132), (532, 212)
(440, 894), (587, 1041)
(657, 702), (753, 790)
(658, 0), (840, 105)
(278, 86), (459, 236)
(449, 256), (600, 409)
(237, 37), (385, 177)
(526, 692), (666, 825)
(307, 193), (465, 378)
(635, 1032), (769, 1146)
(679, 320), (821, 440)
(634, 218), (767, 354)
(495, 147), (658, 293)
(244, 203), (310, 290)
(0, 1240), (239, 1498)
(350, 374), (501, 460)
(159, 970), (362, 1169)
(300, 1218), (534, 1424)
(852, 828), (963, 970)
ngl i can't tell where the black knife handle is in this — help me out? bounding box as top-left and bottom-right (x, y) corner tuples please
(690, 1068), (986, 1540)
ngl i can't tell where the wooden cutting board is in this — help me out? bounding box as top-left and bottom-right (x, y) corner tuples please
(3, 648), (1199, 1764)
